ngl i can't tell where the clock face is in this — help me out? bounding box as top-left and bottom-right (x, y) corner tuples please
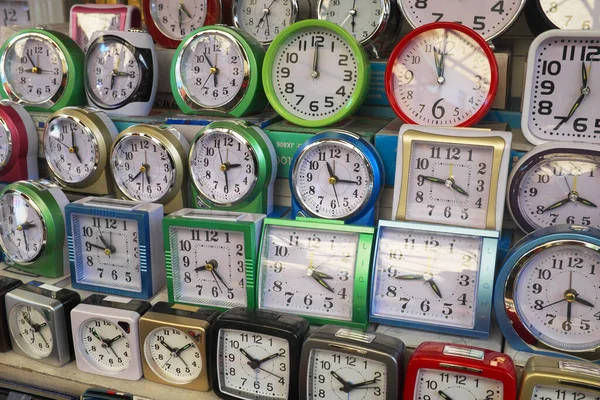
(79, 318), (132, 372)
(111, 134), (176, 202)
(538, 0), (599, 30)
(150, 0), (208, 40)
(259, 226), (358, 321)
(405, 140), (495, 229)
(179, 31), (246, 108)
(388, 26), (495, 126)
(0, 2), (31, 27)
(512, 244), (600, 352)
(0, 191), (45, 263)
(413, 368), (504, 400)
(293, 140), (373, 220)
(75, 12), (122, 51)
(217, 328), (290, 399)
(307, 348), (387, 399)
(44, 117), (99, 184)
(372, 228), (482, 329)
(12, 304), (53, 358)
(144, 326), (202, 384)
(71, 214), (141, 292)
(235, 0), (295, 43)
(170, 226), (248, 308)
(3, 34), (65, 104)
(531, 385), (600, 400)
(318, 0), (385, 44)
(0, 119), (12, 168)
(190, 129), (257, 205)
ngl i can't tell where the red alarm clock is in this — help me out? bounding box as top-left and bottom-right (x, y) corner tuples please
(403, 342), (517, 400)
(0, 101), (38, 183)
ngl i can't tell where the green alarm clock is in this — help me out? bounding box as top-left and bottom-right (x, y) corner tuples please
(0, 180), (69, 277)
(171, 25), (268, 118)
(0, 28), (85, 112)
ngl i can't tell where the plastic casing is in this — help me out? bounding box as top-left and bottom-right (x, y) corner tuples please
(0, 101), (38, 182)
(0, 276), (22, 352)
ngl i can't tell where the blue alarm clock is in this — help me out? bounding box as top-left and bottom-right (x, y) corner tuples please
(494, 224), (600, 364)
(290, 130), (384, 226)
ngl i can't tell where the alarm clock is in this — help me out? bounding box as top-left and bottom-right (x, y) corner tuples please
(85, 29), (157, 117)
(525, 0), (599, 34)
(290, 130), (384, 226)
(262, 19), (370, 128)
(403, 342), (518, 399)
(386, 22), (498, 127)
(71, 294), (151, 380)
(257, 217), (374, 328)
(0, 28), (86, 111)
(0, 180), (70, 278)
(370, 220), (500, 338)
(70, 4), (141, 51)
(0, 276), (22, 353)
(0, 100), (38, 183)
(494, 224), (600, 364)
(507, 142), (600, 233)
(139, 302), (220, 390)
(5, 281), (80, 366)
(66, 197), (165, 300)
(299, 325), (405, 400)
(164, 209), (266, 310)
(43, 107), (119, 195)
(110, 124), (190, 214)
(392, 125), (512, 231)
(210, 307), (309, 400)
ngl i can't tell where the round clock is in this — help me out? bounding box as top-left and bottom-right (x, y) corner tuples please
(0, 28), (85, 111)
(144, 327), (202, 383)
(290, 130), (384, 226)
(79, 318), (132, 372)
(262, 19), (370, 128)
(0, 100), (38, 183)
(525, 0), (600, 34)
(386, 22), (498, 127)
(171, 25), (268, 117)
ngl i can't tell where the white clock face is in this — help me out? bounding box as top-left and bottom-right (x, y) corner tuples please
(405, 140), (495, 229)
(111, 134), (176, 202)
(0, 2), (31, 27)
(293, 140), (373, 220)
(13, 305), (53, 358)
(413, 368), (504, 400)
(390, 27), (494, 126)
(4, 35), (64, 104)
(150, 0), (208, 40)
(318, 0), (385, 44)
(372, 228), (482, 329)
(80, 318), (132, 372)
(144, 327), (202, 384)
(513, 245), (600, 352)
(217, 328), (290, 399)
(235, 0), (295, 43)
(271, 26), (361, 121)
(532, 384), (600, 400)
(71, 214), (140, 292)
(190, 129), (257, 205)
(259, 226), (358, 321)
(75, 12), (121, 51)
(171, 226), (248, 308)
(44, 117), (99, 184)
(0, 120), (12, 168)
(86, 39), (141, 107)
(0, 191), (45, 263)
(516, 158), (600, 230)
(538, 0), (600, 30)
(307, 348), (387, 399)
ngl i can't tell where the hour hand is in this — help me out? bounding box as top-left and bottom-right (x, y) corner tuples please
(450, 181), (469, 197)
(311, 273), (334, 293)
(331, 371), (350, 387)
(576, 196), (598, 208)
(542, 197), (570, 212)
(394, 274), (424, 280)
(419, 175), (446, 185)
(240, 348), (257, 364)
(427, 279), (443, 299)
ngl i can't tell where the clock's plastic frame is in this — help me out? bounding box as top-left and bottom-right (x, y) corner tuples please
(0, 101), (38, 182)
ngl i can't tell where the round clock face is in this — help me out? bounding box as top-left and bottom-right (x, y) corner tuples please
(71, 214), (141, 292)
(217, 328), (290, 399)
(318, 0), (385, 44)
(3, 34), (65, 104)
(150, 0), (208, 40)
(12, 305), (53, 358)
(144, 326), (202, 384)
(171, 226), (248, 308)
(44, 117), (99, 184)
(80, 318), (132, 372)
(86, 38), (141, 108)
(235, 0), (296, 44)
(537, 0), (599, 30)
(372, 228), (482, 329)
(0, 119), (12, 169)
(532, 385), (600, 400)
(292, 140), (373, 220)
(111, 134), (176, 202)
(307, 348), (387, 399)
(387, 24), (496, 127)
(405, 140), (495, 229)
(259, 226), (358, 321)
(512, 244), (600, 352)
(0, 191), (45, 263)
(413, 368), (503, 400)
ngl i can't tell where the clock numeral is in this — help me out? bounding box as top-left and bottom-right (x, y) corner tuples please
(541, 60), (561, 76)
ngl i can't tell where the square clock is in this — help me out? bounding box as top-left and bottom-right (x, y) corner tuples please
(0, 276), (22, 352)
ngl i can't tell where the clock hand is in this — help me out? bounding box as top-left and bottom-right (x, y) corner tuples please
(426, 278), (444, 299)
(312, 270), (334, 280)
(433, 46), (442, 82)
(448, 180), (469, 197)
(350, 0), (357, 33)
(309, 270), (335, 293)
(264, 4), (271, 36)
(160, 339), (176, 353)
(212, 40), (218, 87)
(20, 228), (29, 252)
(240, 348), (258, 364)
(129, 169), (143, 182)
(256, 366), (283, 380)
(438, 390), (455, 400)
(311, 42), (320, 79)
(162, 354), (174, 369)
(336, 178), (360, 185)
(210, 269), (224, 293)
(567, 300), (572, 324)
(325, 161), (341, 206)
(25, 52), (38, 72)
(211, 266), (232, 291)
(178, 2), (192, 19)
(439, 43), (446, 83)
(419, 175), (446, 185)
(554, 62), (591, 130)
(88, 242), (110, 252)
(394, 274), (424, 280)
(331, 370), (351, 388)
(349, 378), (380, 389)
(540, 297), (567, 309)
(576, 196), (598, 208)
(257, 351), (283, 365)
(226, 163), (242, 169)
(70, 128), (84, 164)
(175, 343), (193, 357)
(217, 147), (229, 189)
(573, 294), (595, 308)
(542, 197), (571, 212)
